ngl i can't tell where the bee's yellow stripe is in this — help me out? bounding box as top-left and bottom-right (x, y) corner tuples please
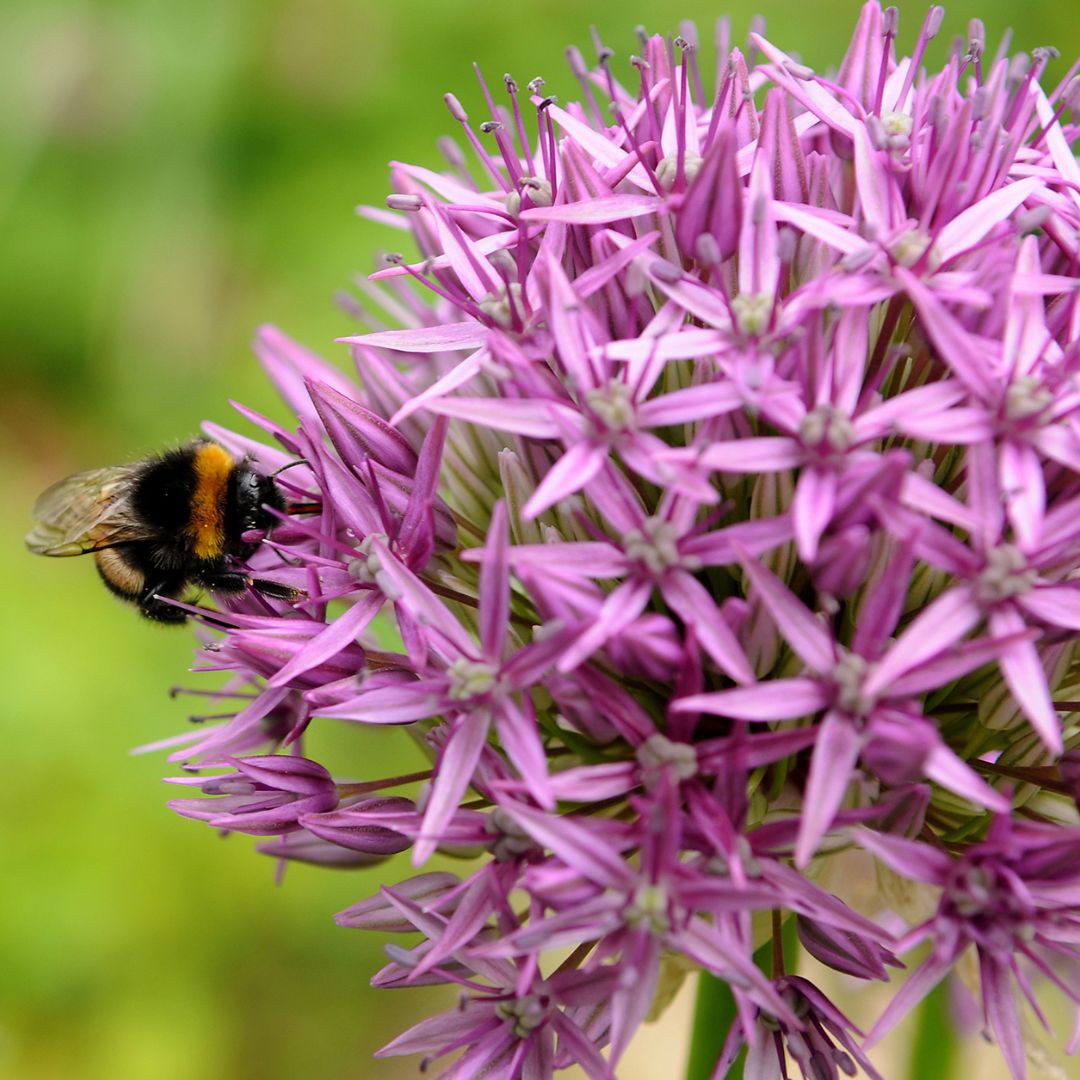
(188, 443), (233, 559)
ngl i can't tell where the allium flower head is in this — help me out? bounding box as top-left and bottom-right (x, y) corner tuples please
(157, 6), (1080, 1077)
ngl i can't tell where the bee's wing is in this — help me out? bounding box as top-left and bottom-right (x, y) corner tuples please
(26, 465), (144, 556)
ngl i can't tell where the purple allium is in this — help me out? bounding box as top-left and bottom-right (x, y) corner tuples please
(156, 5), (1080, 1077)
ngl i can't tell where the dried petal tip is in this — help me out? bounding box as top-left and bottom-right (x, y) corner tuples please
(967, 18), (986, 59)
(443, 92), (468, 122)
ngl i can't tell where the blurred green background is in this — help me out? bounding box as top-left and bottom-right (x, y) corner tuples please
(2, 2), (1078, 1078)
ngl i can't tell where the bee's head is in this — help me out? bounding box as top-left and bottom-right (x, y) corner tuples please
(227, 464), (284, 555)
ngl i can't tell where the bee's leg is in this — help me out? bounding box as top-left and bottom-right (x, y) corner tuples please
(197, 569), (300, 602)
(251, 578), (302, 601)
(138, 583), (188, 623)
(196, 569), (249, 593)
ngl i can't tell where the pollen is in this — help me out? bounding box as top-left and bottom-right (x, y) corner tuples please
(188, 443), (233, 559)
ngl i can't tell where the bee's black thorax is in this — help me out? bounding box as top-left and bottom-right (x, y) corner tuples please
(132, 447), (200, 538)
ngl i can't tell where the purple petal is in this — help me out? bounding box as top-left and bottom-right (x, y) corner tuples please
(609, 934), (661, 1065)
(315, 683), (444, 725)
(267, 593), (382, 688)
(1000, 441), (1045, 550)
(421, 396), (569, 439)
(792, 466), (837, 563)
(523, 194), (664, 223)
(675, 679), (830, 721)
(924, 742), (1011, 814)
(497, 801), (635, 889)
(397, 416), (450, 568)
(414, 711), (493, 864)
(376, 1002), (491, 1057)
(894, 269), (994, 398)
(980, 952), (1026, 1080)
(523, 442), (607, 520)
(991, 607), (1063, 754)
(1017, 586), (1080, 631)
(389, 346), (488, 425)
(676, 124), (742, 262)
(479, 501), (510, 660)
(493, 696), (553, 809)
(737, 549), (835, 673)
(696, 437), (802, 472)
(661, 571), (755, 684)
(854, 829), (952, 884)
(341, 320), (488, 353)
(864, 956), (953, 1048)
(863, 587), (981, 699)
(934, 177), (1042, 266)
(306, 378), (417, 474)
(794, 711), (861, 868)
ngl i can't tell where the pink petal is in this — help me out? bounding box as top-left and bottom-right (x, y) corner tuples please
(389, 346), (488, 425)
(421, 397), (568, 439)
(503, 541), (627, 578)
(675, 678), (831, 721)
(493, 696), (553, 809)
(341, 321), (488, 353)
(737, 548), (835, 673)
(557, 577), (653, 673)
(934, 177), (1043, 266)
(498, 801), (635, 889)
(662, 571), (755, 684)
(368, 538), (478, 656)
(991, 608), (1063, 754)
(771, 201), (867, 256)
(863, 587), (981, 699)
(479, 501), (510, 659)
(924, 742), (1011, 813)
(852, 120), (895, 234)
(637, 382), (742, 426)
(792, 466), (837, 563)
(429, 203), (502, 302)
(999, 441), (1045, 550)
(980, 953), (1026, 1080)
(751, 34), (860, 137)
(267, 592), (382, 687)
(523, 442), (608, 520)
(1017, 586), (1080, 631)
(414, 711), (493, 864)
(894, 268), (995, 399)
(794, 711), (861, 867)
(698, 437), (802, 473)
(523, 194), (665, 224)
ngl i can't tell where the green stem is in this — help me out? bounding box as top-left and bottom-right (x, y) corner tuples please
(908, 976), (958, 1080)
(686, 917), (798, 1080)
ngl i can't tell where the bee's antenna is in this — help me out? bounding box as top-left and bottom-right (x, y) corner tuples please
(270, 458), (309, 479)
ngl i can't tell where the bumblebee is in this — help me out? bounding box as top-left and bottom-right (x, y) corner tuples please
(26, 439), (298, 622)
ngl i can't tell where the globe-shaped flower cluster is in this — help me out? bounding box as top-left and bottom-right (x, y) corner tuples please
(163, 5), (1080, 1077)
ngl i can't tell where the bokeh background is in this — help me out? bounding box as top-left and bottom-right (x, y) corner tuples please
(3, 2), (1079, 1078)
